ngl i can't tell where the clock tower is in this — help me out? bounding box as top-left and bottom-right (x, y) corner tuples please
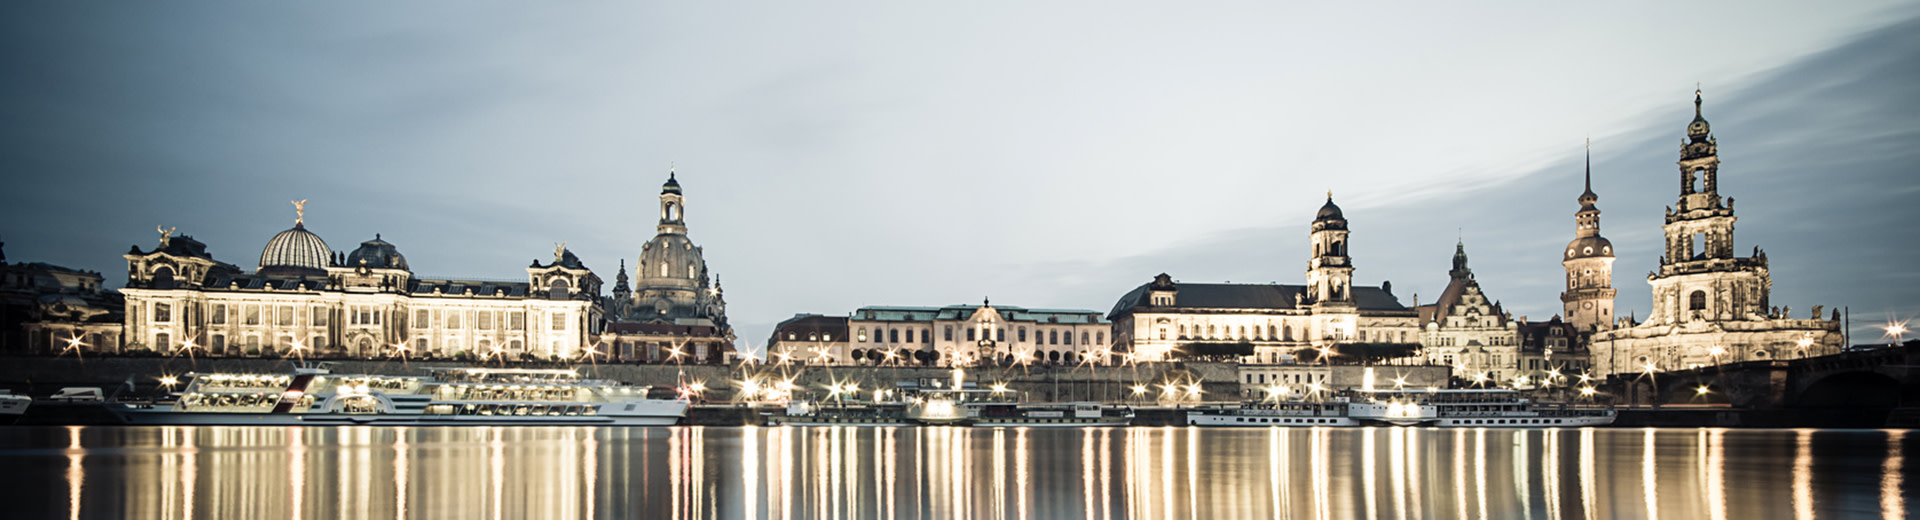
(1560, 143), (1616, 332)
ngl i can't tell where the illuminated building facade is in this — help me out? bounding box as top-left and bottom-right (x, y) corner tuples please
(1108, 196), (1419, 364)
(597, 171), (736, 364)
(1592, 91), (1843, 377)
(770, 302), (1111, 366)
(118, 203), (601, 360)
(1416, 242), (1521, 384)
(0, 240), (124, 354)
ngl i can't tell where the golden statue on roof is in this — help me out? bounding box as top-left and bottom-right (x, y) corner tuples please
(292, 199), (308, 225)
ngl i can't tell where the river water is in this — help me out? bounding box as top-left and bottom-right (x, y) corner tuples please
(0, 426), (1909, 519)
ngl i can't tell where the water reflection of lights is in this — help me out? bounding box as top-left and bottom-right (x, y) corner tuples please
(1795, 430), (1813, 520)
(1644, 429), (1660, 520)
(40, 424), (1915, 519)
(1580, 428), (1598, 520)
(1362, 428), (1377, 520)
(66, 426), (83, 520)
(1884, 430), (1905, 520)
(1544, 429), (1560, 520)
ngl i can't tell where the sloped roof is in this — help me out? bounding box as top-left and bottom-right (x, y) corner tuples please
(1110, 281), (1408, 318)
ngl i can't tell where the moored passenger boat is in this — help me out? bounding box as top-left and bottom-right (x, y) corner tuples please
(766, 400), (910, 426)
(972, 402), (1133, 427)
(1349, 388), (1615, 427)
(112, 366), (688, 426)
(1186, 401), (1358, 427)
(0, 390), (30, 425)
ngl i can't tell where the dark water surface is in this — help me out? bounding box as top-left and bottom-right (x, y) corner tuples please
(0, 426), (1910, 519)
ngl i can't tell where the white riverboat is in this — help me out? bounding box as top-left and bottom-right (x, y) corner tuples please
(766, 400), (911, 426)
(0, 390), (30, 424)
(111, 366), (688, 426)
(1348, 388), (1615, 427)
(972, 402), (1134, 427)
(899, 371), (1134, 427)
(1186, 401), (1359, 427)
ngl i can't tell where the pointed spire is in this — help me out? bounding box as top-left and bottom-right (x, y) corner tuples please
(1583, 138), (1594, 195)
(1450, 239), (1472, 280)
(1694, 84), (1703, 118)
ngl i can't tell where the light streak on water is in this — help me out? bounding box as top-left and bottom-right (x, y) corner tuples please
(8, 425), (1912, 519)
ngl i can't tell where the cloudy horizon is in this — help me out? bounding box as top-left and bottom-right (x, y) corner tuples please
(4, 2), (1917, 352)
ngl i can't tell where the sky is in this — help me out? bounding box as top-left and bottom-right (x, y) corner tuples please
(3, 1), (1918, 353)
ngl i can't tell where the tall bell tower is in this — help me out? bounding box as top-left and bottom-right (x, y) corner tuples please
(1560, 143), (1616, 332)
(1648, 89), (1771, 324)
(1305, 193), (1353, 305)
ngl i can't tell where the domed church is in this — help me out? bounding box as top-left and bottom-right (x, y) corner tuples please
(601, 170), (736, 364)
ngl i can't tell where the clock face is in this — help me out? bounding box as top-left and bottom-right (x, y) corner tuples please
(1583, 302), (1594, 309)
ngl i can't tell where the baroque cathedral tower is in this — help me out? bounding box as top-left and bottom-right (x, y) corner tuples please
(1592, 89), (1841, 378)
(1647, 90), (1770, 325)
(1560, 143), (1616, 332)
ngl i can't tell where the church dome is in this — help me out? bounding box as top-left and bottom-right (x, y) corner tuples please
(662, 172), (682, 194)
(346, 235), (408, 271)
(258, 222), (330, 276)
(637, 233), (705, 290)
(1565, 236), (1614, 260)
(1315, 197), (1344, 221)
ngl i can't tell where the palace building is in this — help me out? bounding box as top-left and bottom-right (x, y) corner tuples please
(118, 202), (601, 360)
(1416, 242), (1521, 384)
(597, 171), (736, 364)
(768, 301), (1111, 366)
(1108, 196), (1420, 364)
(1591, 91), (1843, 377)
(0, 240), (124, 354)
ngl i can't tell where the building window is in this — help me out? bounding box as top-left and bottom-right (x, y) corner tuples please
(211, 304), (227, 325)
(415, 338), (427, 352)
(1081, 332), (1089, 345)
(210, 335), (226, 355)
(1159, 328), (1167, 340)
(312, 306), (327, 327)
(1179, 324), (1187, 338)
(688, 265), (696, 278)
(920, 329), (930, 343)
(311, 336), (327, 351)
(478, 311), (494, 330)
(858, 328), (868, 342)
(1689, 291), (1707, 311)
(1049, 330), (1058, 345)
(1097, 332), (1105, 345)
(1283, 325), (1292, 341)
(1018, 327), (1027, 342)
(945, 326), (954, 341)
(155, 332), (171, 350)
(278, 305), (294, 326)
(967, 328), (976, 341)
(552, 312), (568, 330)
(244, 305), (260, 325)
(996, 329), (1004, 342)
(415, 310), (430, 328)
(509, 312), (524, 330)
(447, 312), (461, 329)
(154, 303), (172, 323)
(889, 329), (899, 343)
(373, 309), (382, 325)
